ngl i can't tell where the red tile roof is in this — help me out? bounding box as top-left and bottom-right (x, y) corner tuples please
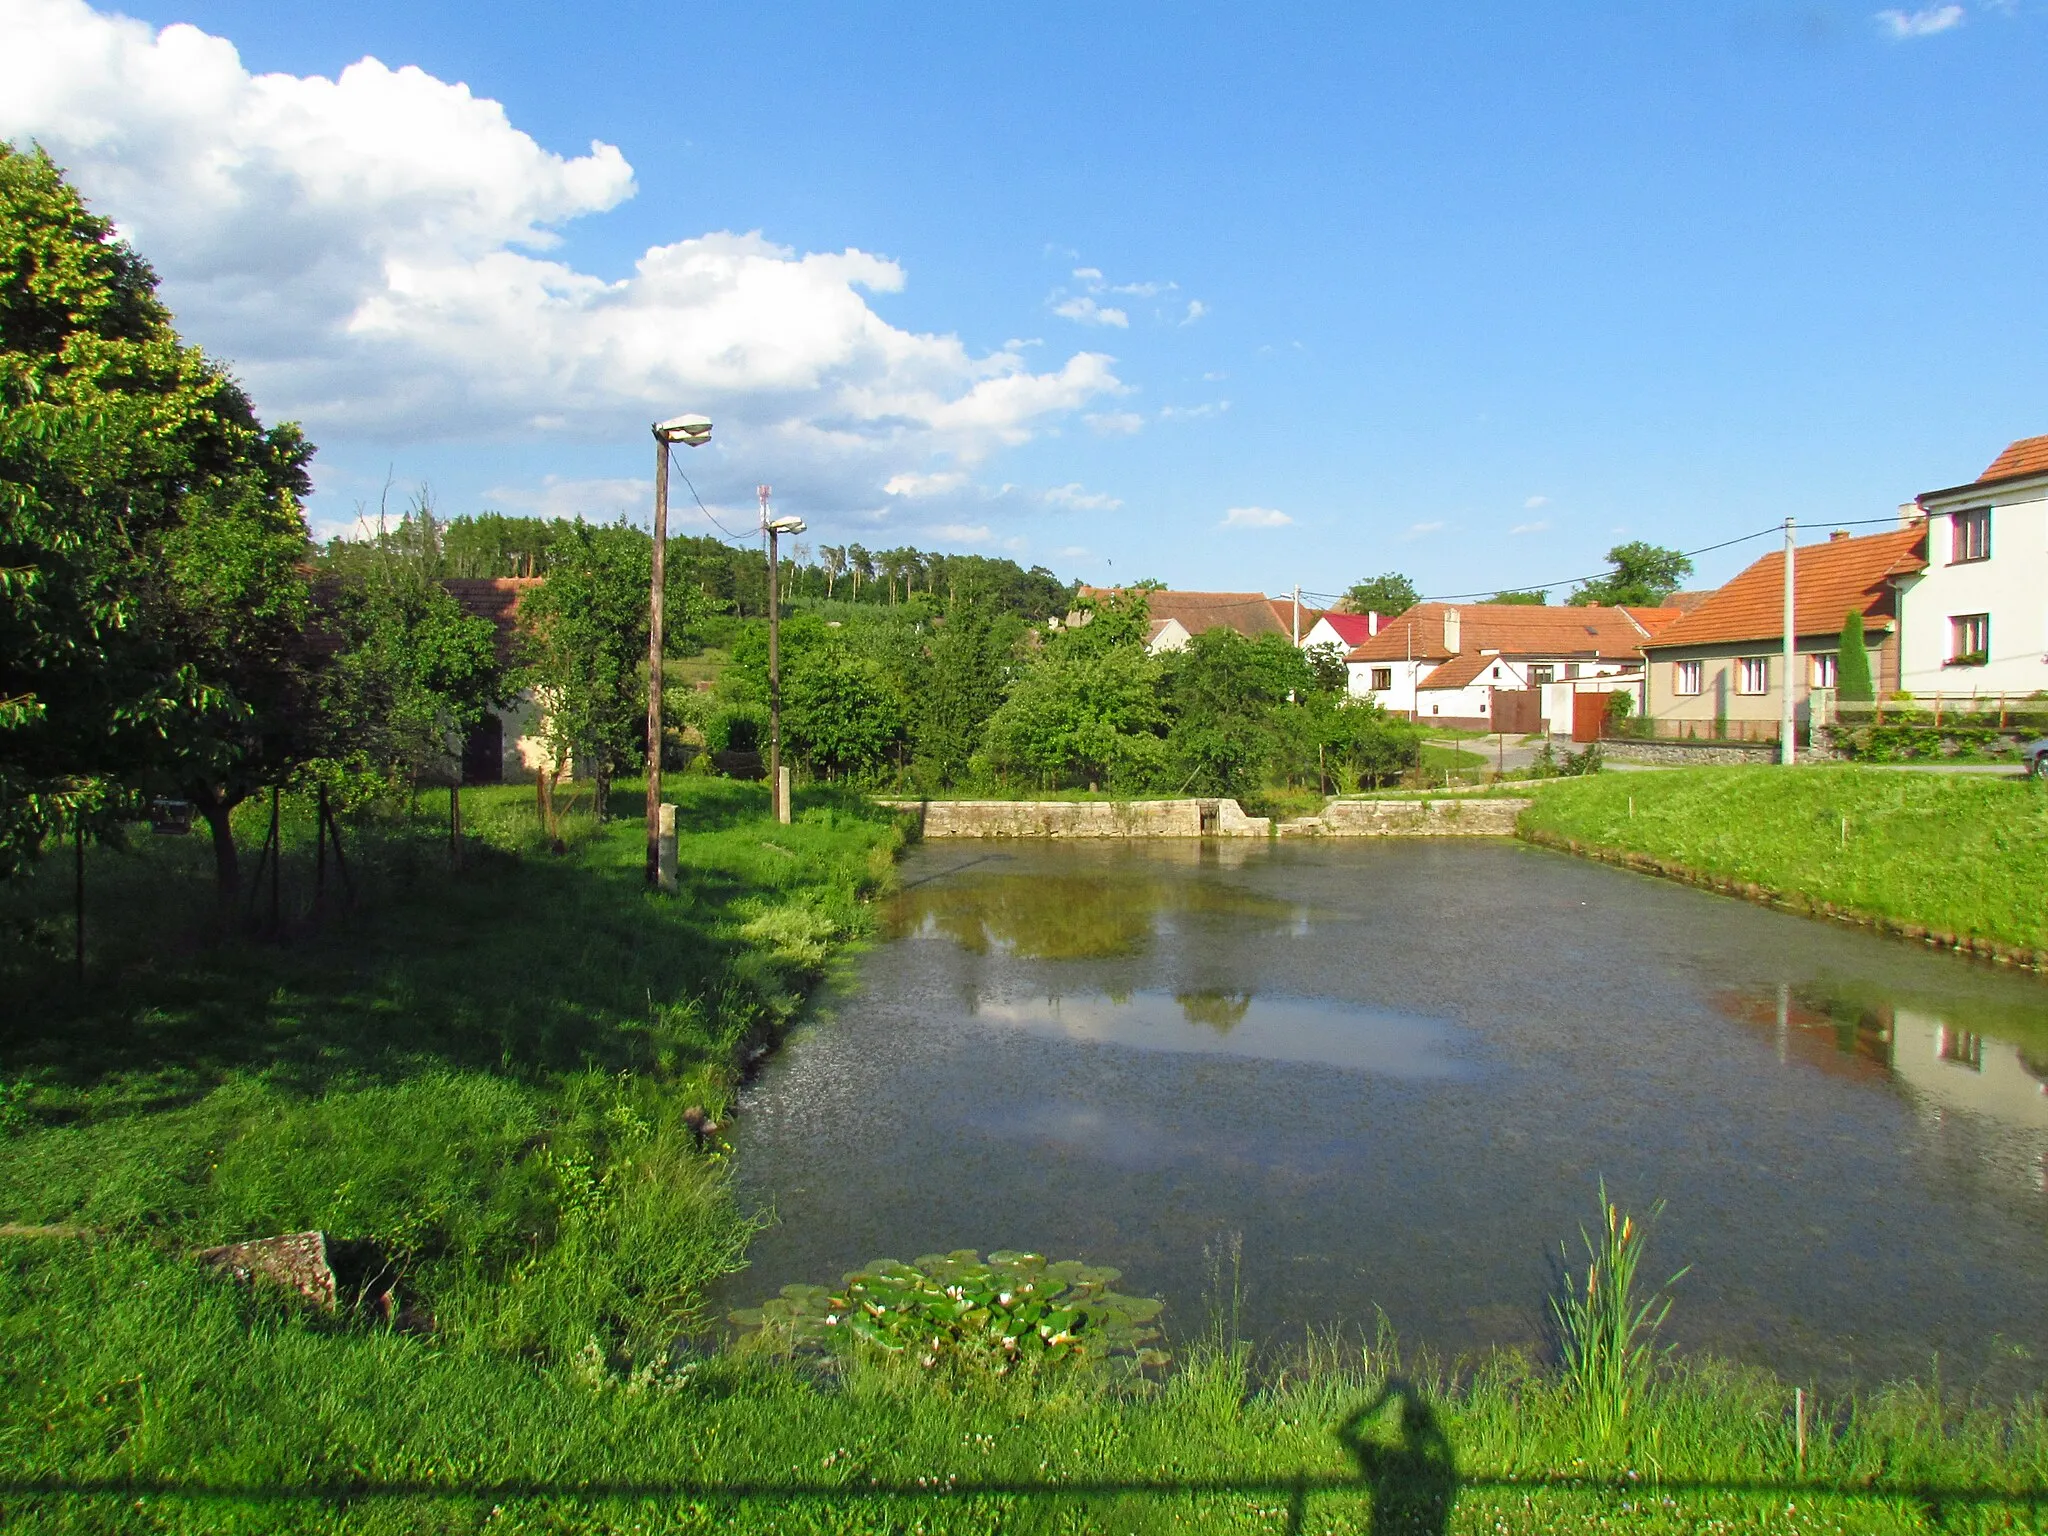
(1417, 653), (1500, 690)
(444, 577), (544, 661)
(1313, 612), (1378, 646)
(1977, 433), (2048, 485)
(1639, 528), (1925, 651)
(1344, 603), (1679, 665)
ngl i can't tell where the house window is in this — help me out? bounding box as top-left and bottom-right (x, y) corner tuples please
(1948, 613), (1989, 666)
(1430, 704), (1440, 715)
(1370, 667), (1392, 691)
(1528, 663), (1555, 686)
(1675, 660), (1702, 696)
(1952, 507), (1991, 564)
(1737, 657), (1770, 695)
(1811, 652), (1838, 689)
(1564, 662), (1581, 680)
(1490, 665), (1501, 680)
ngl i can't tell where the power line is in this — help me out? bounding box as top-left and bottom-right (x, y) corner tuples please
(674, 468), (756, 547)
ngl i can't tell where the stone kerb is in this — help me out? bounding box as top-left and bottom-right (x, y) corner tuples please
(1277, 797), (1531, 837)
(875, 799), (1267, 838)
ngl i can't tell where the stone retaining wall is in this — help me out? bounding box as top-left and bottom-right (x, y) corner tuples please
(1600, 739), (1786, 766)
(877, 798), (1271, 838)
(1278, 797), (1530, 837)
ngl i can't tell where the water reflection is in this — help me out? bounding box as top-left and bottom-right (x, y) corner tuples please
(974, 990), (1474, 1078)
(884, 860), (1303, 959)
(1717, 984), (2048, 1136)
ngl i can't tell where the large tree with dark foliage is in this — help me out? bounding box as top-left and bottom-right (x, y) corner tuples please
(1569, 542), (1693, 607)
(0, 144), (316, 892)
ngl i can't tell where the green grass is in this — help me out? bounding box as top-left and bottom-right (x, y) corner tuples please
(6, 775), (2048, 1532)
(1519, 766), (2048, 954)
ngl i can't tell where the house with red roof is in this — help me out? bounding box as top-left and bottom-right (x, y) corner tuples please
(1638, 527), (1926, 741)
(1343, 603), (1680, 729)
(1896, 433), (2048, 699)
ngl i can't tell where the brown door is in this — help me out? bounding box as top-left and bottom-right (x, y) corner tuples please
(1572, 691), (1614, 743)
(1489, 688), (1541, 735)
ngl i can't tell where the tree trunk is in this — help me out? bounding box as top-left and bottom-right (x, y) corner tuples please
(195, 791), (241, 909)
(594, 763), (612, 824)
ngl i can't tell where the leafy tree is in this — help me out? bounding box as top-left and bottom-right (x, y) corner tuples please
(783, 646), (904, 781)
(1569, 542), (1694, 607)
(0, 143), (315, 891)
(516, 522), (690, 831)
(321, 561), (503, 796)
(981, 646), (1163, 789)
(1837, 609), (1874, 702)
(910, 589), (1019, 790)
(1160, 630), (1313, 796)
(1303, 641), (1350, 695)
(1343, 572), (1420, 616)
(1492, 588), (1548, 605)
(1325, 700), (1423, 788)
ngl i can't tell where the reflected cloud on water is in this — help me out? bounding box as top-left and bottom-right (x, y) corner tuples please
(972, 990), (1475, 1079)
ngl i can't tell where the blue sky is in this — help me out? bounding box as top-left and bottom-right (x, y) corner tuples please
(5, 0), (2044, 601)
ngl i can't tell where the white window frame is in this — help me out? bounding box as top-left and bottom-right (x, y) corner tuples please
(1810, 652), (1838, 689)
(1737, 656), (1770, 696)
(1675, 660), (1702, 696)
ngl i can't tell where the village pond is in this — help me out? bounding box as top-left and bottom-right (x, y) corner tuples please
(721, 840), (2048, 1391)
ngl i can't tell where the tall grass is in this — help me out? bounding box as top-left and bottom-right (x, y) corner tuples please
(1549, 1182), (1687, 1445)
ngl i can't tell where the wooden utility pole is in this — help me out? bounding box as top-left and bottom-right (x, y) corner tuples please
(1781, 517), (1797, 766)
(645, 432), (670, 885)
(763, 485), (784, 824)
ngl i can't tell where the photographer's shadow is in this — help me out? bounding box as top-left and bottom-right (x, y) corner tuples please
(1334, 1379), (1458, 1535)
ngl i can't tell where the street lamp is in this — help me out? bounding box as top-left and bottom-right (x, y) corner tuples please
(759, 490), (807, 824)
(647, 414), (711, 889)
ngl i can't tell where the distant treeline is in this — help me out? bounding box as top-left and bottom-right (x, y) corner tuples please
(319, 509), (1076, 621)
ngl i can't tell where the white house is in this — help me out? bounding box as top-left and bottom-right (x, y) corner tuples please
(1896, 433), (2048, 701)
(1300, 611), (1380, 653)
(1344, 603), (1679, 729)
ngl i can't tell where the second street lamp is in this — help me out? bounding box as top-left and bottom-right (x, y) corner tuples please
(760, 493), (807, 825)
(647, 413), (711, 889)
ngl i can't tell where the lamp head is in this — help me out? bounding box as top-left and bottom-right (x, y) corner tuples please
(766, 515), (807, 536)
(654, 414), (713, 446)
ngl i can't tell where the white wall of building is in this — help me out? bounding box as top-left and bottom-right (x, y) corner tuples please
(1898, 485), (2048, 699)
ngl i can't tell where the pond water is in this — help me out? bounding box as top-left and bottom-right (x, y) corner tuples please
(722, 840), (2048, 1389)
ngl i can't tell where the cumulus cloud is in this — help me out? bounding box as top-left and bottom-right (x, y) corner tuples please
(1086, 410), (1146, 436)
(1876, 4), (1964, 36)
(1043, 483), (1123, 512)
(1052, 295), (1129, 327)
(487, 474), (651, 521)
(1509, 520), (1551, 536)
(1220, 506), (1291, 529)
(0, 0), (1122, 506)
(926, 523), (995, 544)
(1182, 300), (1207, 324)
(884, 470), (970, 498)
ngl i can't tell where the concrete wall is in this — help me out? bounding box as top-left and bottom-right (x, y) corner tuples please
(878, 798), (1272, 838)
(1898, 487), (2048, 699)
(1278, 796), (1529, 837)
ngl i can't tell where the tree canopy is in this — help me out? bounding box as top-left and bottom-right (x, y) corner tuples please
(1568, 542), (1694, 607)
(1343, 572), (1420, 616)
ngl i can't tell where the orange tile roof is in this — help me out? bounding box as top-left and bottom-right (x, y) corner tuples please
(1977, 433), (2048, 485)
(1344, 603), (1676, 665)
(1081, 587), (1290, 640)
(1418, 653), (1501, 690)
(1268, 597), (1324, 636)
(1639, 528), (1925, 651)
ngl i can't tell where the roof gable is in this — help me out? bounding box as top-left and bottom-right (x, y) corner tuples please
(1344, 602), (1674, 664)
(1081, 587), (1290, 640)
(1640, 528), (1925, 651)
(1978, 433), (2048, 485)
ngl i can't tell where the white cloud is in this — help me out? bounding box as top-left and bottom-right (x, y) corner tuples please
(1086, 410), (1146, 436)
(1044, 483), (1123, 512)
(884, 470), (969, 498)
(1509, 520), (1551, 536)
(0, 0), (1122, 506)
(1182, 299), (1207, 324)
(487, 474), (651, 521)
(1523, 494), (1550, 509)
(926, 523), (995, 544)
(1052, 294), (1130, 327)
(1060, 545), (1091, 558)
(1220, 505), (1292, 529)
(1403, 520), (1447, 539)
(1876, 4), (1964, 37)
(1159, 400), (1229, 420)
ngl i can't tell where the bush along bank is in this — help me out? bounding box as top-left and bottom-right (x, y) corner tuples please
(1517, 766), (2048, 967)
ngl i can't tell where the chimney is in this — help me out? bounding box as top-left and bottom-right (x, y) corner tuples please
(1897, 500), (1921, 528)
(1367, 610), (1382, 636)
(1443, 607), (1461, 654)
(1829, 529), (1850, 542)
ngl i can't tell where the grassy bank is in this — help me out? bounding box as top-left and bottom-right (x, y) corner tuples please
(6, 777), (2048, 1532)
(1518, 767), (2048, 957)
